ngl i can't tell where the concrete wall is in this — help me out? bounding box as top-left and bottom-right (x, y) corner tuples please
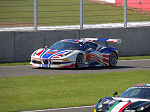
(0, 27), (150, 62)
(0, 32), (15, 62)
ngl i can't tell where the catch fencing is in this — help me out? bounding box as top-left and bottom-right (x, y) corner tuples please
(0, 0), (150, 30)
(0, 0), (34, 27)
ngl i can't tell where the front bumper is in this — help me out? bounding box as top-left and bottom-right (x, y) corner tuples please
(30, 58), (76, 68)
(94, 109), (109, 112)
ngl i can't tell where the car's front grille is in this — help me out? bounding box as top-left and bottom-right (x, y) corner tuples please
(32, 60), (42, 64)
(52, 62), (61, 65)
(43, 60), (48, 64)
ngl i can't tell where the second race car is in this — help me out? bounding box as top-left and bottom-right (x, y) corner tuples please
(94, 84), (150, 112)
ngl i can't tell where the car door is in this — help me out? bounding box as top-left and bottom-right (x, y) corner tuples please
(83, 42), (98, 66)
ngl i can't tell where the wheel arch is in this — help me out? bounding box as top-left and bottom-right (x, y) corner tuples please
(109, 51), (118, 67)
(76, 53), (84, 63)
(75, 53), (84, 69)
(111, 51), (119, 59)
(77, 53), (84, 57)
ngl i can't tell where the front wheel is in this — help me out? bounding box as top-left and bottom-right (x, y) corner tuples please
(109, 52), (118, 67)
(76, 54), (84, 69)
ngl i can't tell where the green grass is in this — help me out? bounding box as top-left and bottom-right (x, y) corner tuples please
(0, 0), (149, 26)
(0, 70), (150, 112)
(0, 62), (30, 66)
(119, 55), (150, 60)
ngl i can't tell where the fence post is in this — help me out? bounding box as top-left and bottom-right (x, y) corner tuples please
(124, 0), (127, 28)
(80, 0), (83, 30)
(34, 0), (37, 31)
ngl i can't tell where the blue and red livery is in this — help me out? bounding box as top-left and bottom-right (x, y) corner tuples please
(30, 38), (121, 69)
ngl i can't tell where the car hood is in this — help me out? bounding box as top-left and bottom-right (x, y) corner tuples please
(31, 48), (73, 59)
(95, 97), (150, 112)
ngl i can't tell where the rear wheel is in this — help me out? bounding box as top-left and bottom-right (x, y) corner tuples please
(109, 52), (118, 67)
(76, 54), (84, 69)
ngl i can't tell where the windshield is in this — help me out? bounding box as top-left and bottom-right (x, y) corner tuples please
(49, 41), (82, 50)
(119, 87), (150, 99)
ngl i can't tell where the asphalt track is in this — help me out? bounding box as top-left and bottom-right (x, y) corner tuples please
(22, 105), (94, 112)
(0, 59), (150, 77)
(0, 59), (150, 112)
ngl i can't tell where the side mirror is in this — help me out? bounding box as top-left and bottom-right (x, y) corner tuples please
(87, 48), (92, 51)
(113, 91), (118, 97)
(85, 48), (92, 54)
(45, 46), (48, 49)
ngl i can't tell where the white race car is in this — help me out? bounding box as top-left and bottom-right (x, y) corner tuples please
(30, 38), (121, 69)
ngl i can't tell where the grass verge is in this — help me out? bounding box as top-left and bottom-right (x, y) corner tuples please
(0, 62), (30, 66)
(0, 70), (150, 112)
(119, 55), (150, 60)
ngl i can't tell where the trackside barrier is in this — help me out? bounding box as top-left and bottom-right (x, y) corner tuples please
(0, 27), (150, 62)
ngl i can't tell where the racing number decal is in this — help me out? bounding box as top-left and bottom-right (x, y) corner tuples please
(85, 54), (91, 62)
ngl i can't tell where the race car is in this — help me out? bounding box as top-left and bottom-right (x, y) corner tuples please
(94, 84), (150, 112)
(30, 38), (121, 69)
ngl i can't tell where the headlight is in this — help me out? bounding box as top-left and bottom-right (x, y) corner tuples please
(97, 104), (102, 108)
(137, 106), (145, 111)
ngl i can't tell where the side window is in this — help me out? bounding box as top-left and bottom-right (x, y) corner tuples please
(129, 89), (141, 97)
(82, 42), (98, 51)
(90, 43), (98, 50)
(83, 43), (90, 51)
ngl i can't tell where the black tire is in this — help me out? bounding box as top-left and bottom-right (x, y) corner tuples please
(109, 52), (118, 67)
(76, 54), (84, 69)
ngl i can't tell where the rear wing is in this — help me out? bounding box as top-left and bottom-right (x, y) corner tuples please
(81, 38), (121, 44)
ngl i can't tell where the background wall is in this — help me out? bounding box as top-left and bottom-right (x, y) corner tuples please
(0, 27), (150, 62)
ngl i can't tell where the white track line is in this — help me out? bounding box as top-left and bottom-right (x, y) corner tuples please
(22, 105), (95, 112)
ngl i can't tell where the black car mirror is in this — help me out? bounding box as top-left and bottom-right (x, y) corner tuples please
(113, 91), (118, 97)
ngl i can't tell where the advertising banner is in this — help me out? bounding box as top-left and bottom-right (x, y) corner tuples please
(115, 0), (150, 11)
